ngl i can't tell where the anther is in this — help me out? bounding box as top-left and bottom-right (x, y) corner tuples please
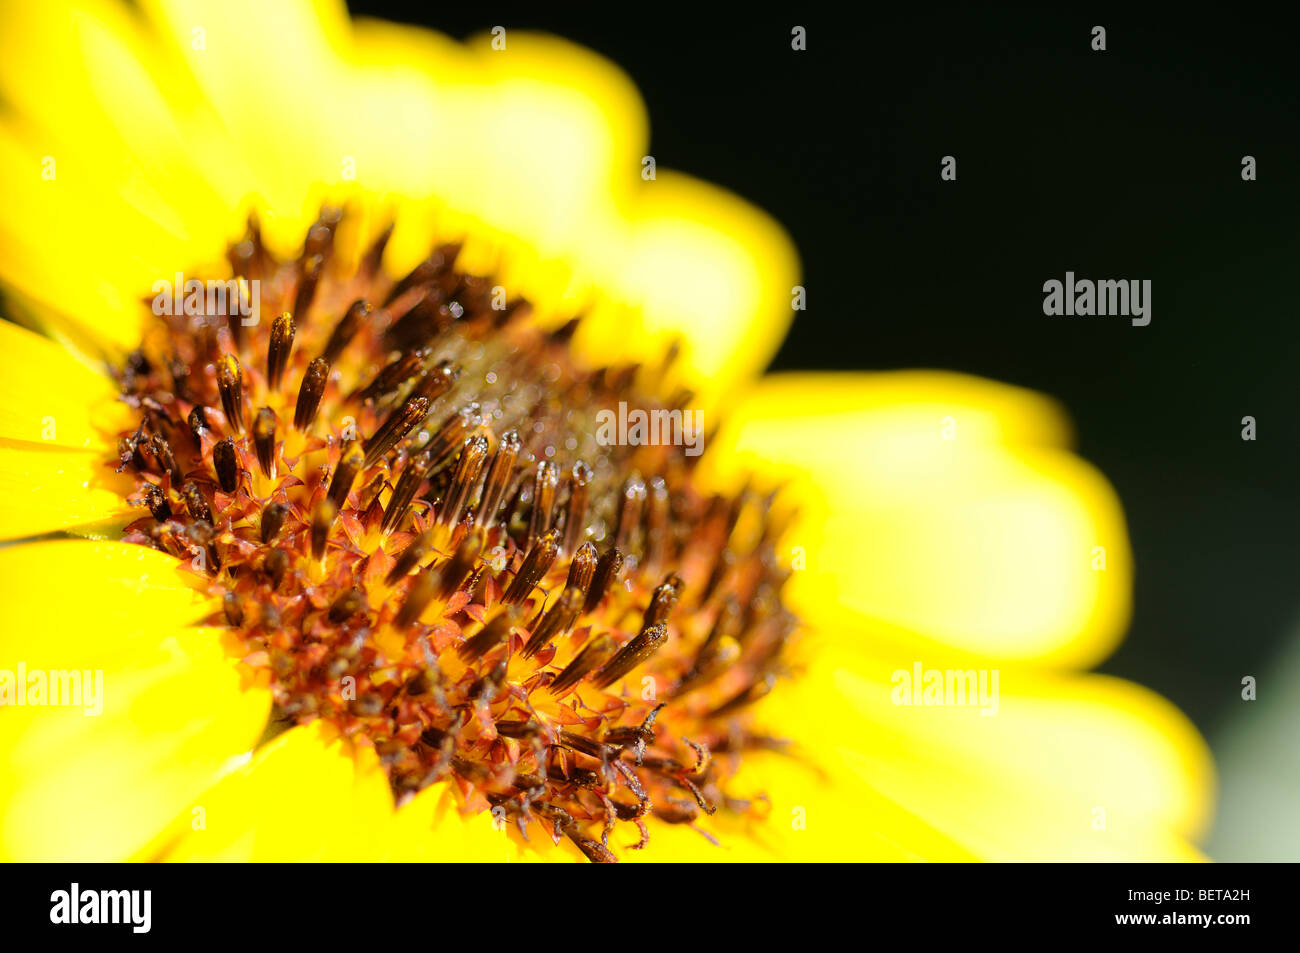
(328, 587), (365, 623)
(526, 461), (559, 548)
(213, 438), (239, 493)
(266, 312), (295, 390)
(381, 449), (433, 534)
(438, 435), (489, 527)
(643, 574), (685, 627)
(502, 528), (561, 605)
(642, 475), (670, 571)
(180, 481), (212, 524)
(142, 483), (171, 521)
(548, 634), (616, 695)
(149, 434), (182, 485)
(216, 353), (245, 434)
(561, 461), (593, 555)
(294, 357), (329, 431)
(322, 299), (372, 365)
(311, 498), (337, 560)
(363, 395), (430, 469)
(436, 533), (482, 598)
(592, 623), (669, 690)
(565, 541), (598, 595)
(614, 475), (646, 552)
(521, 586), (584, 659)
(385, 529), (431, 585)
(187, 406), (211, 444)
(327, 445), (365, 512)
(359, 222), (394, 280)
(261, 501), (289, 543)
(223, 592), (243, 627)
(419, 403), (480, 471)
(473, 429), (520, 530)
(293, 253), (324, 323)
(458, 606), (522, 662)
(413, 359), (460, 403)
(357, 349), (427, 403)
(396, 568), (440, 628)
(583, 547), (626, 614)
(263, 548), (289, 589)
(253, 407), (277, 478)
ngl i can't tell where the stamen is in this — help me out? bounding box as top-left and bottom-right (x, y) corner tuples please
(261, 501), (289, 543)
(474, 429), (520, 530)
(584, 547), (626, 614)
(213, 438), (239, 493)
(381, 449), (433, 535)
(253, 407), (277, 479)
(503, 528), (561, 605)
(549, 634), (616, 695)
(294, 358), (329, 432)
(561, 461), (593, 555)
(321, 299), (372, 365)
(311, 498), (337, 560)
(592, 623), (669, 690)
(327, 445), (365, 512)
(438, 435), (489, 527)
(293, 253), (324, 324)
(363, 395), (430, 469)
(266, 312), (295, 391)
(216, 354), (245, 435)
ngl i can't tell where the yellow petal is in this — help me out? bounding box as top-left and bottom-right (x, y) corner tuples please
(623, 750), (976, 862)
(157, 721), (393, 861)
(0, 321), (129, 448)
(576, 172), (799, 408)
(707, 372), (1132, 668)
(0, 541), (267, 861)
(0, 540), (214, 648)
(384, 781), (524, 862)
(0, 439), (135, 540)
(761, 633), (1212, 861)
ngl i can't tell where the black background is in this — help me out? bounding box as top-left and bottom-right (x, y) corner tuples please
(354, 4), (1300, 742)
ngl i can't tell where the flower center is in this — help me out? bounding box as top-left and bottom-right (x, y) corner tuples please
(112, 208), (798, 861)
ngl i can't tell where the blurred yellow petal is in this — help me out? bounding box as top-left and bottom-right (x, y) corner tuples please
(760, 633), (1212, 861)
(0, 541), (214, 649)
(0, 440), (136, 540)
(624, 751), (976, 862)
(0, 321), (129, 448)
(0, 541), (266, 861)
(578, 172), (800, 407)
(157, 721), (392, 861)
(708, 372), (1132, 668)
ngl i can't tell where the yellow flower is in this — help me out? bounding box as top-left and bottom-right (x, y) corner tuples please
(0, 0), (1212, 862)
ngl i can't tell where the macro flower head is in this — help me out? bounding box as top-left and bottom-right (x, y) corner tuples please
(0, 0), (1212, 862)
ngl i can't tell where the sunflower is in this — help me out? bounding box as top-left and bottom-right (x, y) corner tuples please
(0, 0), (1213, 863)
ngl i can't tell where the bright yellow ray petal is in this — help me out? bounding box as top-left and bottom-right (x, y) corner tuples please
(579, 172), (800, 409)
(383, 781), (524, 862)
(0, 439), (136, 540)
(156, 720), (392, 861)
(622, 750), (977, 862)
(0, 321), (129, 448)
(0, 541), (266, 860)
(707, 371), (1131, 668)
(760, 633), (1212, 861)
(0, 541), (214, 652)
